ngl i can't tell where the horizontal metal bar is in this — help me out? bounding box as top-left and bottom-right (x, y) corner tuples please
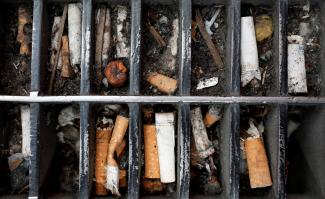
(0, 95), (324, 104)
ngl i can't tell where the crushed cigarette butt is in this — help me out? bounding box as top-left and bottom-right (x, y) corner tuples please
(196, 77), (219, 90)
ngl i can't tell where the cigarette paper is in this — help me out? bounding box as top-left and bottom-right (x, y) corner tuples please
(190, 107), (215, 159)
(204, 105), (222, 128)
(61, 36), (73, 78)
(196, 77), (219, 90)
(155, 113), (175, 183)
(143, 124), (160, 179)
(241, 17), (261, 87)
(116, 6), (130, 58)
(245, 138), (272, 188)
(95, 7), (106, 68)
(50, 17), (62, 70)
(147, 73), (177, 95)
(168, 19), (179, 56)
(21, 105), (31, 157)
(68, 3), (82, 67)
(95, 128), (112, 195)
(102, 8), (111, 66)
(287, 35), (307, 94)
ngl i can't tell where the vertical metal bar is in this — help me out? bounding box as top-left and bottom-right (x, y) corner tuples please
(79, 102), (90, 199)
(29, 103), (40, 198)
(127, 103), (141, 199)
(129, 0), (141, 95)
(179, 0), (191, 96)
(177, 103), (190, 198)
(81, 0), (93, 95)
(227, 0), (241, 96)
(31, 0), (43, 92)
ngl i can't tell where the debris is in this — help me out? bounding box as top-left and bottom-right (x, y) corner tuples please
(20, 105), (31, 157)
(146, 73), (177, 95)
(190, 107), (215, 159)
(8, 153), (29, 192)
(287, 35), (307, 94)
(255, 15), (273, 42)
(147, 23), (166, 47)
(205, 7), (221, 35)
(95, 128), (112, 196)
(144, 124), (160, 179)
(58, 105), (80, 127)
(116, 6), (130, 58)
(241, 16), (261, 87)
(196, 77), (219, 90)
(68, 3), (82, 68)
(17, 6), (32, 55)
(159, 16), (168, 24)
(104, 60), (128, 87)
(191, 21), (198, 41)
(195, 9), (224, 69)
(49, 4), (68, 95)
(61, 35), (74, 78)
(204, 105), (222, 128)
(299, 22), (311, 38)
(106, 115), (129, 196)
(155, 113), (175, 183)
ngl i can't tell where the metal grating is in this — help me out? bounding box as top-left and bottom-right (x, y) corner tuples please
(0, 0), (324, 199)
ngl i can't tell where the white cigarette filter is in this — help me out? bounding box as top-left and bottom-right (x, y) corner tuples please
(68, 3), (82, 67)
(21, 105), (31, 157)
(190, 107), (215, 158)
(116, 6), (130, 58)
(287, 35), (307, 94)
(241, 16), (261, 87)
(155, 112), (175, 183)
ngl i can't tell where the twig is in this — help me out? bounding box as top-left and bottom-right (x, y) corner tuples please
(147, 23), (166, 47)
(195, 9), (224, 69)
(48, 4), (68, 95)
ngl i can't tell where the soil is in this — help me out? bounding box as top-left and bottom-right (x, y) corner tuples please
(141, 5), (179, 96)
(191, 6), (226, 96)
(140, 104), (177, 196)
(189, 105), (222, 196)
(92, 4), (131, 96)
(0, 105), (28, 195)
(241, 5), (275, 96)
(288, 4), (321, 96)
(47, 4), (80, 95)
(0, 4), (32, 96)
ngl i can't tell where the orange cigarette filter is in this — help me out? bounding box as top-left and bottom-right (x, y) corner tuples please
(146, 73), (177, 95)
(245, 138), (272, 188)
(95, 128), (112, 195)
(143, 179), (164, 192)
(116, 139), (126, 158)
(143, 124), (160, 179)
(119, 169), (127, 188)
(204, 112), (220, 128)
(61, 35), (73, 78)
(17, 7), (32, 55)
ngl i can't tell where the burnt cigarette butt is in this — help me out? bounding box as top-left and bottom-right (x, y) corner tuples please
(115, 139), (126, 158)
(204, 105), (222, 128)
(245, 138), (272, 188)
(147, 73), (177, 95)
(61, 36), (74, 78)
(104, 60), (128, 87)
(95, 128), (112, 195)
(143, 179), (164, 193)
(119, 169), (127, 188)
(143, 124), (160, 179)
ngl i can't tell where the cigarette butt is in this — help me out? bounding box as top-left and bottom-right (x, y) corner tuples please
(20, 43), (31, 56)
(143, 124), (160, 179)
(17, 6), (32, 55)
(204, 105), (222, 128)
(155, 113), (175, 183)
(106, 115), (129, 196)
(68, 3), (82, 66)
(116, 6), (130, 58)
(115, 139), (126, 158)
(244, 138), (272, 188)
(95, 128), (112, 196)
(61, 36), (74, 78)
(143, 179), (164, 193)
(119, 169), (127, 188)
(147, 73), (177, 95)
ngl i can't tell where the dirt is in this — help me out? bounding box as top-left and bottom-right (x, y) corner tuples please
(0, 4), (32, 96)
(47, 4), (80, 96)
(239, 105), (271, 196)
(189, 105), (222, 195)
(191, 6), (226, 96)
(92, 4), (131, 96)
(140, 104), (177, 196)
(0, 105), (28, 195)
(141, 5), (179, 96)
(288, 3), (321, 96)
(241, 5), (275, 96)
